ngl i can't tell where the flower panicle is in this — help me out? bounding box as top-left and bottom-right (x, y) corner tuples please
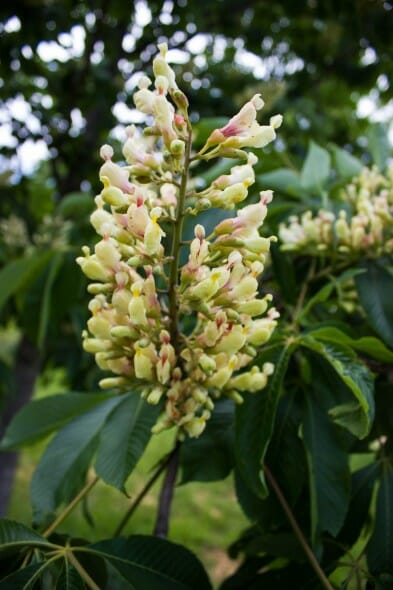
(77, 43), (281, 438)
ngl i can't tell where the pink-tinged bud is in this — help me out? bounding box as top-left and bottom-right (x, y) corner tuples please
(111, 288), (132, 313)
(95, 239), (121, 269)
(83, 338), (112, 353)
(198, 354), (216, 375)
(237, 299), (268, 317)
(99, 377), (128, 389)
(144, 208), (165, 254)
(231, 275), (258, 300)
(76, 255), (112, 282)
(100, 177), (128, 207)
(206, 356), (237, 388)
(87, 315), (112, 339)
(228, 367), (268, 392)
(99, 160), (132, 192)
(153, 43), (178, 90)
(147, 386), (165, 404)
(212, 326), (247, 354)
(247, 315), (278, 346)
(128, 282), (147, 326)
(153, 95), (177, 148)
(134, 345), (154, 381)
(133, 87), (155, 114)
(90, 209), (114, 236)
(110, 325), (137, 339)
(182, 414), (208, 438)
(100, 144), (114, 160)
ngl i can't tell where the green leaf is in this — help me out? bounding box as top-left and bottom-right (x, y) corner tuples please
(56, 563), (86, 590)
(95, 394), (159, 492)
(300, 337), (374, 438)
(307, 326), (393, 363)
(0, 251), (53, 312)
(37, 251), (64, 350)
(0, 392), (113, 450)
(229, 526), (304, 561)
(257, 168), (303, 198)
(300, 141), (331, 195)
(180, 400), (234, 484)
(235, 343), (297, 498)
(82, 535), (212, 590)
(331, 145), (363, 179)
(31, 397), (122, 523)
(57, 192), (94, 219)
(367, 463), (393, 576)
(338, 463), (379, 549)
(302, 395), (351, 544)
(355, 261), (393, 349)
(367, 123), (391, 171)
(0, 519), (50, 551)
(0, 562), (46, 589)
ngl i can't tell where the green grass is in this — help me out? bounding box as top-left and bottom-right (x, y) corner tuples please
(7, 370), (249, 587)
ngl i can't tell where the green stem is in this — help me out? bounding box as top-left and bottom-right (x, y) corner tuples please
(42, 476), (99, 538)
(264, 465), (334, 590)
(113, 450), (175, 537)
(67, 551), (101, 590)
(292, 258), (316, 322)
(168, 129), (193, 354)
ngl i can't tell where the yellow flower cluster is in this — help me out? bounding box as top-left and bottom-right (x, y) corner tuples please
(279, 165), (393, 257)
(77, 44), (280, 438)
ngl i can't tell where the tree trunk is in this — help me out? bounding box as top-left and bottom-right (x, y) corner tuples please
(0, 336), (40, 516)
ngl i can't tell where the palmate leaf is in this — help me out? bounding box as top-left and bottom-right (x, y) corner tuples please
(0, 392), (113, 450)
(302, 395), (351, 545)
(37, 250), (65, 350)
(331, 145), (363, 180)
(56, 563), (86, 590)
(300, 336), (374, 438)
(180, 399), (234, 484)
(307, 326), (393, 363)
(257, 168), (303, 198)
(95, 394), (159, 492)
(367, 463), (393, 577)
(31, 397), (122, 523)
(81, 535), (212, 590)
(0, 562), (46, 590)
(300, 141), (331, 195)
(0, 251), (53, 312)
(235, 342), (297, 498)
(0, 519), (51, 551)
(355, 261), (393, 349)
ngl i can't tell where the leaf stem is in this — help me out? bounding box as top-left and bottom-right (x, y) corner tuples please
(168, 129), (193, 355)
(113, 449), (175, 537)
(153, 441), (181, 538)
(264, 464), (334, 590)
(292, 258), (316, 321)
(42, 475), (99, 538)
(67, 550), (101, 590)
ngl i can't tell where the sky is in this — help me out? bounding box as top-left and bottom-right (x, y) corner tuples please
(0, 7), (392, 178)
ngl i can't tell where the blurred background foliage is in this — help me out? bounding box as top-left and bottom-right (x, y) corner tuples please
(0, 0), (392, 549)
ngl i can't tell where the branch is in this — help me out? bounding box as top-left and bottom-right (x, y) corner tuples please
(153, 442), (181, 538)
(264, 464), (335, 590)
(113, 450), (175, 538)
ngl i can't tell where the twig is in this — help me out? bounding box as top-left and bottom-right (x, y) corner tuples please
(264, 464), (334, 590)
(113, 451), (175, 537)
(42, 476), (99, 538)
(153, 442), (181, 538)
